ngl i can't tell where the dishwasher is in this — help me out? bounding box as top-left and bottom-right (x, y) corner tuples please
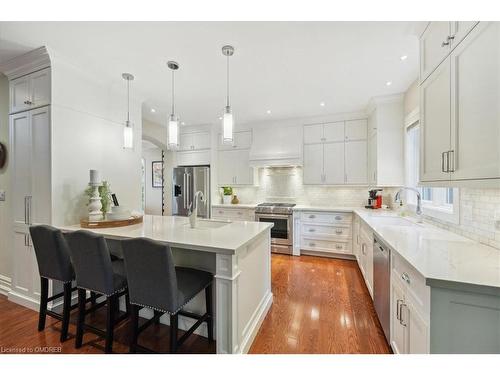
(373, 236), (390, 343)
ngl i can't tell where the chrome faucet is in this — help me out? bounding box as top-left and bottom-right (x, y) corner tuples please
(395, 187), (423, 222)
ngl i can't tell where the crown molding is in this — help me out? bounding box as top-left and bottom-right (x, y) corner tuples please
(365, 93), (405, 114)
(0, 46), (51, 80)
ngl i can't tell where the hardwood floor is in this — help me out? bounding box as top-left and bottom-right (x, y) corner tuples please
(0, 254), (390, 354)
(249, 254), (391, 354)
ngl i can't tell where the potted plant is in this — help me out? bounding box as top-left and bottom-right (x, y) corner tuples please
(222, 186), (233, 205)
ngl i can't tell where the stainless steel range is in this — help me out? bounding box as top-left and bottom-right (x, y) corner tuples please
(255, 203), (296, 255)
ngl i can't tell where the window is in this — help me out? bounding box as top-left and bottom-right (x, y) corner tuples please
(405, 120), (459, 223)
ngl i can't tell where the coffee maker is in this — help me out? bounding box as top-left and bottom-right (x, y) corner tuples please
(366, 189), (383, 209)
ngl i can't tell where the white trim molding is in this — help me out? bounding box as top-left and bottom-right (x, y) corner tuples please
(0, 274), (12, 296)
(0, 46), (51, 80)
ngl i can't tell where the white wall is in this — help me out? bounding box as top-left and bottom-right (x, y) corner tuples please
(50, 56), (142, 225)
(143, 146), (163, 215)
(0, 73), (12, 289)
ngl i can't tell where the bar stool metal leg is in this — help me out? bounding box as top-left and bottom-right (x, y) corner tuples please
(75, 288), (86, 348)
(205, 285), (214, 343)
(38, 277), (49, 332)
(60, 282), (72, 342)
(170, 314), (178, 353)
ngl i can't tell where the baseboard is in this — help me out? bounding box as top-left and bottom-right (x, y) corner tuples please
(239, 291), (273, 354)
(300, 250), (357, 261)
(0, 274), (12, 296)
(8, 291), (40, 311)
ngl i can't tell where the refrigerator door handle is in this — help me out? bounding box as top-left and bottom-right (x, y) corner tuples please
(183, 173), (187, 209)
(186, 173), (191, 210)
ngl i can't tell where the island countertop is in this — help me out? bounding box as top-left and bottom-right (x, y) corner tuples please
(58, 215), (273, 255)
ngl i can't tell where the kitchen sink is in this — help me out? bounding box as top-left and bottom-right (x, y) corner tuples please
(372, 216), (415, 227)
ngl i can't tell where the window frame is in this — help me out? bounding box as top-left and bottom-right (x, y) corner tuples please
(404, 109), (460, 224)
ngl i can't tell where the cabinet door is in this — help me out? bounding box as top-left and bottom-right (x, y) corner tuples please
(345, 140), (367, 184)
(232, 149), (253, 185)
(303, 124), (323, 144)
(391, 279), (407, 354)
(365, 240), (374, 297)
(9, 75), (31, 114)
(217, 150), (236, 185)
(30, 68), (51, 109)
(450, 22), (500, 180)
(368, 132), (377, 185)
(303, 143), (324, 184)
(12, 229), (34, 297)
(323, 121), (344, 142)
(179, 133), (194, 151)
(192, 131), (210, 150)
(323, 142), (345, 184)
(420, 22), (451, 82)
(31, 107), (51, 224)
(352, 216), (360, 260)
(219, 130), (252, 150)
(404, 300), (429, 354)
(420, 59), (451, 182)
(450, 21), (478, 46)
(10, 112), (32, 225)
(345, 119), (367, 141)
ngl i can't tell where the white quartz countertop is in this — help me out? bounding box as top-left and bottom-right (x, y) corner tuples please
(354, 210), (500, 289)
(212, 203), (258, 209)
(293, 205), (360, 212)
(59, 215), (272, 255)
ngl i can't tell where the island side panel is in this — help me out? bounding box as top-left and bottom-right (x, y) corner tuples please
(215, 228), (273, 354)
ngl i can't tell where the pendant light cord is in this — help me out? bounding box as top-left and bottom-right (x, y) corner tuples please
(171, 69), (175, 115)
(226, 54), (230, 107)
(127, 78), (130, 123)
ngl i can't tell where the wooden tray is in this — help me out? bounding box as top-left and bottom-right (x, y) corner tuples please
(80, 215), (143, 229)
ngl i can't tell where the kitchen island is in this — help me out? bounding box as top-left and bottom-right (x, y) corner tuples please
(58, 215), (273, 354)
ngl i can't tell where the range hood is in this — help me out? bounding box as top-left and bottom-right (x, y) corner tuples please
(249, 125), (303, 167)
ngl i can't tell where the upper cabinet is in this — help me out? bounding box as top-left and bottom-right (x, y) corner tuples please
(420, 22), (478, 83)
(9, 67), (51, 114)
(420, 22), (500, 186)
(303, 119), (367, 185)
(217, 130), (256, 186)
(218, 130), (252, 150)
(179, 131), (211, 151)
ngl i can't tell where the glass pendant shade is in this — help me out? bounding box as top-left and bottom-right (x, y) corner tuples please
(222, 106), (233, 144)
(123, 121), (133, 149)
(168, 114), (179, 150)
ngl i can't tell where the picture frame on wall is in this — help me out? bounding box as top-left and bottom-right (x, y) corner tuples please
(152, 161), (163, 188)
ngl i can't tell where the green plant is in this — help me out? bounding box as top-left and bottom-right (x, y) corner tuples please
(222, 186), (233, 196)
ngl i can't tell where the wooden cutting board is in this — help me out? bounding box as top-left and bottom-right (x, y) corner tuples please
(80, 215), (143, 228)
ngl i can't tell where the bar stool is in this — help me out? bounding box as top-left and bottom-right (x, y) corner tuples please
(65, 230), (129, 353)
(29, 225), (77, 342)
(121, 238), (214, 353)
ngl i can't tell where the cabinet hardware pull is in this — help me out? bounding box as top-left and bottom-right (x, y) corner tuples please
(24, 196), (28, 224)
(401, 272), (410, 284)
(335, 244), (342, 249)
(447, 35), (455, 41)
(27, 196), (32, 225)
(309, 215), (316, 219)
(441, 40), (450, 47)
(335, 216), (342, 220)
(309, 242), (315, 247)
(396, 299), (402, 321)
(308, 228), (315, 232)
(335, 229), (343, 234)
(447, 150), (455, 172)
(441, 151), (447, 172)
(400, 303), (407, 327)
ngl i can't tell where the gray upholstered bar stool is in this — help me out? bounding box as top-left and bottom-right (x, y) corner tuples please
(29, 225), (77, 342)
(121, 238), (214, 353)
(65, 230), (130, 353)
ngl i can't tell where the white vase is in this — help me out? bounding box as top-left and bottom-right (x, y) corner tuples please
(223, 195), (232, 205)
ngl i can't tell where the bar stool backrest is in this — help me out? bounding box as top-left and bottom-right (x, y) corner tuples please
(65, 230), (115, 295)
(121, 238), (178, 313)
(29, 225), (74, 283)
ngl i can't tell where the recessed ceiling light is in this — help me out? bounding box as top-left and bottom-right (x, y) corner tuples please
(150, 108), (156, 113)
(218, 116), (223, 120)
(320, 102), (325, 107)
(386, 81), (392, 86)
(266, 110), (271, 114)
(181, 121), (185, 125)
(400, 55), (408, 61)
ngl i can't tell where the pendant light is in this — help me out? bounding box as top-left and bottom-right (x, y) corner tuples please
(122, 73), (134, 149)
(222, 45), (235, 144)
(167, 61), (180, 150)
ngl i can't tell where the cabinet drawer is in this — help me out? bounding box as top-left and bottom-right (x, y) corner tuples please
(301, 224), (351, 240)
(301, 238), (352, 254)
(392, 252), (430, 316)
(301, 211), (352, 225)
(212, 208), (254, 221)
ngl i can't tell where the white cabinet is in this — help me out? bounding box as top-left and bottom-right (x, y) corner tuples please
(218, 130), (252, 150)
(9, 68), (51, 114)
(303, 123), (323, 144)
(179, 131), (210, 151)
(451, 21), (479, 46)
(352, 215), (360, 260)
(217, 149), (255, 185)
(420, 22), (451, 82)
(419, 22), (500, 185)
(345, 119), (367, 141)
(303, 144), (323, 184)
(304, 122), (344, 144)
(359, 222), (373, 298)
(323, 142), (344, 184)
(345, 140), (367, 184)
(212, 206), (255, 222)
(391, 278), (406, 354)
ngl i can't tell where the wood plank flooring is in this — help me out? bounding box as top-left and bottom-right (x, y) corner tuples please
(0, 254), (390, 354)
(249, 255), (391, 354)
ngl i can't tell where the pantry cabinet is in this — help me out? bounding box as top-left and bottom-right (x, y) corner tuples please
(420, 22), (500, 185)
(9, 67), (51, 114)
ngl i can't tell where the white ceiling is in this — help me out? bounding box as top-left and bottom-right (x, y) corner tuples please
(0, 22), (420, 126)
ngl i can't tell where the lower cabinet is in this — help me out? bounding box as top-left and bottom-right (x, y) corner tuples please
(358, 221), (374, 298)
(211, 206), (255, 222)
(390, 252), (430, 354)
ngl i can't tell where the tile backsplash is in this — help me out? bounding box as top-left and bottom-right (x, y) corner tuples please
(226, 167), (396, 208)
(423, 188), (500, 250)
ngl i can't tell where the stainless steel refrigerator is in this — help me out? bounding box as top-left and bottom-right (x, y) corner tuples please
(172, 166), (210, 218)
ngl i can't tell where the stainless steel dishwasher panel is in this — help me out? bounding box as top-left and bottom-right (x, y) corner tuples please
(373, 236), (391, 343)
